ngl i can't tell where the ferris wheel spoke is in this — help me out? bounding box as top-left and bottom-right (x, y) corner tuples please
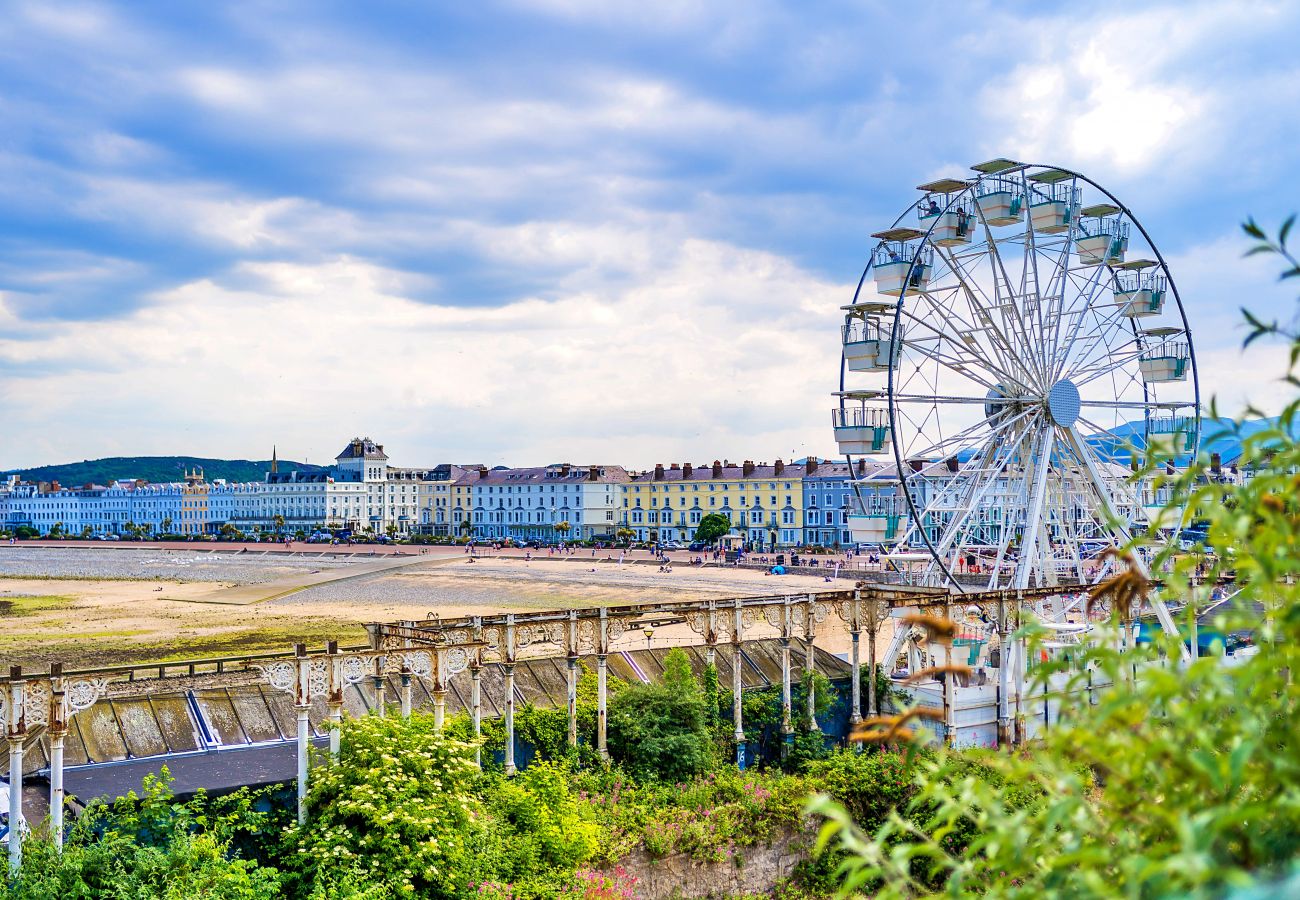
(1049, 263), (1114, 379)
(1058, 289), (1142, 379)
(1068, 345), (1148, 389)
(903, 286), (1031, 388)
(896, 403), (1035, 463)
(937, 246), (1039, 383)
(897, 332), (1011, 394)
(923, 416), (1039, 564)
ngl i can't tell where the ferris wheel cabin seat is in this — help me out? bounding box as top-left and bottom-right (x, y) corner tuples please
(974, 176), (1025, 226)
(832, 404), (891, 454)
(1112, 260), (1168, 317)
(1139, 337), (1192, 383)
(1146, 415), (1197, 455)
(869, 231), (932, 295)
(1026, 169), (1081, 233)
(842, 318), (902, 373)
(1076, 206), (1130, 265)
(916, 178), (974, 247)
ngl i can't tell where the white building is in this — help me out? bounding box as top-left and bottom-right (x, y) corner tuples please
(471, 463), (627, 542)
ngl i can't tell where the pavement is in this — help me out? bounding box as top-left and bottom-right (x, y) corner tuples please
(161, 553), (458, 605)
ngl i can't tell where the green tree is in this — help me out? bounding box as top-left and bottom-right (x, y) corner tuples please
(555, 520), (571, 540)
(693, 513), (731, 545)
(813, 216), (1300, 898)
(80, 525), (93, 539)
(614, 526), (633, 544)
(161, 516), (173, 534)
(273, 514), (285, 536)
(608, 647), (713, 781)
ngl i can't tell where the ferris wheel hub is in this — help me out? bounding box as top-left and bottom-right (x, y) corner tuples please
(1047, 379), (1081, 427)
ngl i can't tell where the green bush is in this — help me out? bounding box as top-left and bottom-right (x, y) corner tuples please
(607, 648), (713, 781)
(0, 772), (280, 900)
(286, 714), (482, 897)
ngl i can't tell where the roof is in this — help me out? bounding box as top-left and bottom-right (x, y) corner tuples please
(627, 462), (801, 484)
(5, 640), (850, 801)
(474, 465), (630, 485)
(335, 437), (389, 462)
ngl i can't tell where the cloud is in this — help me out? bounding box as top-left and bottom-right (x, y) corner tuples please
(0, 234), (847, 469)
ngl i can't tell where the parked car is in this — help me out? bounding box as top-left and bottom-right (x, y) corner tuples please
(687, 541), (710, 552)
(661, 541), (684, 551)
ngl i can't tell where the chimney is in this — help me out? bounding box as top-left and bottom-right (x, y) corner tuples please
(588, 465), (598, 481)
(1210, 452), (1221, 474)
(909, 459), (924, 473)
(856, 459), (865, 476)
(805, 456), (819, 475)
(712, 460), (723, 478)
(946, 457), (958, 473)
(683, 462), (693, 478)
(774, 458), (784, 476)
(742, 460), (755, 477)
(670, 463), (680, 470)
(654, 464), (665, 481)
(478, 466), (489, 477)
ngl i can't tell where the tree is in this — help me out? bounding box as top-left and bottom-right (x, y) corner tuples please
(555, 521), (571, 540)
(607, 648), (713, 781)
(273, 514), (285, 535)
(693, 513), (731, 545)
(385, 523), (398, 538)
(813, 215), (1300, 898)
(161, 516), (173, 534)
(614, 526), (634, 544)
(80, 525), (93, 539)
(459, 517), (472, 535)
(49, 521), (65, 538)
(219, 523), (238, 540)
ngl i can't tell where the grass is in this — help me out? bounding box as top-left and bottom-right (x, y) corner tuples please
(0, 593), (72, 616)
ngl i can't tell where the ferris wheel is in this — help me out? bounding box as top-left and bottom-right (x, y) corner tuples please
(835, 159), (1199, 592)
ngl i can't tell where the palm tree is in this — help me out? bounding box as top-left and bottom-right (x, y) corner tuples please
(161, 516), (173, 535)
(273, 514), (286, 536)
(555, 521), (572, 540)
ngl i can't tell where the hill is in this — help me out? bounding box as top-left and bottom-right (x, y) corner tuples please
(2, 456), (325, 486)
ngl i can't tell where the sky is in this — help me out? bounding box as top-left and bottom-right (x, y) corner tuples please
(2, 0), (1299, 471)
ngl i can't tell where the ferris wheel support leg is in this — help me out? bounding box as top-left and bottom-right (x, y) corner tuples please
(1015, 429), (1057, 591)
(996, 605), (1012, 748)
(1064, 427), (1189, 662)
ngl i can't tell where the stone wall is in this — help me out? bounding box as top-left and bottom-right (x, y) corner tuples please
(608, 827), (811, 899)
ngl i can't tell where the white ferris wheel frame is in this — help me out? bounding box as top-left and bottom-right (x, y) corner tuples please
(839, 161), (1201, 597)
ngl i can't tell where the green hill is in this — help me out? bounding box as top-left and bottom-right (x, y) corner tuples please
(2, 456), (325, 486)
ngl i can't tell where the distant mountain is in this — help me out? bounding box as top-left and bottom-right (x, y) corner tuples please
(2, 456), (325, 487)
(1087, 416), (1299, 466)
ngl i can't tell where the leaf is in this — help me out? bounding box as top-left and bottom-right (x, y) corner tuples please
(1281, 213), (1295, 247)
(1242, 217), (1266, 239)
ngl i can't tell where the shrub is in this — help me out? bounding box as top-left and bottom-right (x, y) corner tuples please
(287, 713), (482, 898)
(607, 648), (712, 781)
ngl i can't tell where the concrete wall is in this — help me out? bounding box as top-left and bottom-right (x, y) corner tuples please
(608, 827), (811, 900)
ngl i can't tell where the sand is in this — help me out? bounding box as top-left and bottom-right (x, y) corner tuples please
(0, 553), (864, 671)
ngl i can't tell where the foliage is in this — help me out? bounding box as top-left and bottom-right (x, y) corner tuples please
(607, 648), (713, 781)
(1, 455), (322, 486)
(286, 714), (482, 898)
(571, 765), (809, 864)
(811, 217), (1300, 897)
(741, 668), (836, 771)
(693, 513), (732, 544)
(0, 771), (281, 900)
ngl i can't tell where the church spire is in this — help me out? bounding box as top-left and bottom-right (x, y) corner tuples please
(271, 445), (278, 475)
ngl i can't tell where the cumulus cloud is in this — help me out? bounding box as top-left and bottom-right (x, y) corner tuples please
(0, 234), (847, 468)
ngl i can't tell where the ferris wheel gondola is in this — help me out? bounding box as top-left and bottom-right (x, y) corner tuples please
(836, 159), (1199, 594)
